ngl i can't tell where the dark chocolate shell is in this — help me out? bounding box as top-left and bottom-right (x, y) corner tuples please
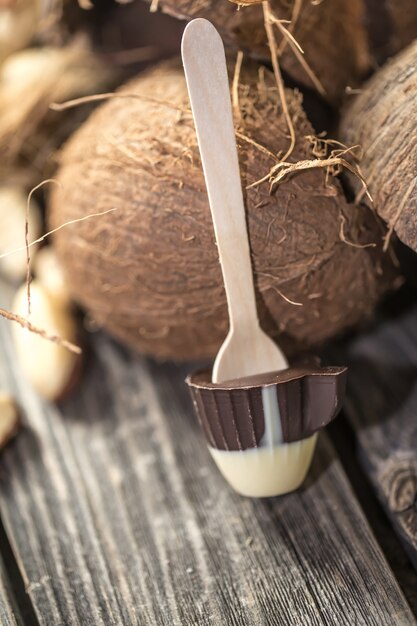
(186, 366), (347, 450)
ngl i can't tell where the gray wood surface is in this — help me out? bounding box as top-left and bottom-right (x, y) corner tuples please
(0, 557), (19, 626)
(0, 286), (415, 625)
(339, 304), (417, 570)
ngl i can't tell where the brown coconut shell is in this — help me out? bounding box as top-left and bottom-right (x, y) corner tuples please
(339, 40), (417, 252)
(363, 0), (417, 65)
(144, 0), (370, 105)
(49, 60), (397, 361)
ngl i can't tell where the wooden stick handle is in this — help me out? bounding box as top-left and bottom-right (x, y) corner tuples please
(182, 19), (259, 332)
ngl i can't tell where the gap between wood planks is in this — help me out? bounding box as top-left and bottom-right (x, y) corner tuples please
(328, 413), (417, 615)
(0, 515), (40, 626)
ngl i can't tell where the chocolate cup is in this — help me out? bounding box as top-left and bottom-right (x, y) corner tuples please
(186, 365), (347, 451)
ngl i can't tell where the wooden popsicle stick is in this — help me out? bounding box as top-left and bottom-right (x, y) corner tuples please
(182, 19), (258, 333)
(182, 19), (288, 383)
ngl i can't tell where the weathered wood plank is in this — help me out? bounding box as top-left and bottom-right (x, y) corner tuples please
(328, 415), (417, 614)
(337, 304), (417, 570)
(0, 556), (19, 626)
(0, 287), (414, 625)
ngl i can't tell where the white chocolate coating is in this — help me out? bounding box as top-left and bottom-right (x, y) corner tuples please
(209, 434), (317, 497)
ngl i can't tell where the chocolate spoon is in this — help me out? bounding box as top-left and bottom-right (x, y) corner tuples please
(182, 19), (346, 496)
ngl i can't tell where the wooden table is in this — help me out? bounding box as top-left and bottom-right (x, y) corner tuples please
(0, 282), (417, 625)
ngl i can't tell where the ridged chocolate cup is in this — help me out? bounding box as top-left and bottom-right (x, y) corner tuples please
(186, 365), (347, 451)
(186, 365), (347, 497)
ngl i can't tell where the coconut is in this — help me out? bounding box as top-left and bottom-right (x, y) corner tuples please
(0, 0), (78, 63)
(0, 0), (39, 62)
(145, 0), (370, 105)
(363, 0), (417, 64)
(339, 40), (417, 252)
(49, 60), (397, 361)
(0, 38), (116, 187)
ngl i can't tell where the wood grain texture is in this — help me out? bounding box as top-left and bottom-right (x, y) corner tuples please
(0, 558), (19, 626)
(0, 284), (415, 625)
(337, 304), (417, 571)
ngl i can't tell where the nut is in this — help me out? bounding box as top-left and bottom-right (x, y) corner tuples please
(34, 246), (71, 306)
(12, 280), (81, 401)
(0, 392), (20, 448)
(0, 185), (41, 282)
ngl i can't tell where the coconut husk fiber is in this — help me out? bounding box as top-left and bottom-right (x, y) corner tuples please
(49, 59), (398, 361)
(0, 38), (117, 187)
(144, 0), (369, 105)
(339, 40), (417, 253)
